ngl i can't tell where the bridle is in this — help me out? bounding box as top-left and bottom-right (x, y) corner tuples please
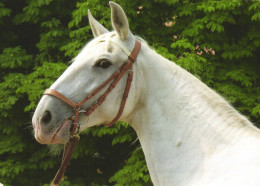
(44, 39), (141, 186)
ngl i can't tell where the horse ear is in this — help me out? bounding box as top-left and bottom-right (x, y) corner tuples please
(109, 1), (133, 40)
(88, 10), (109, 38)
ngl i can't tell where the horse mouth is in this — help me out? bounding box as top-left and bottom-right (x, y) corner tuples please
(50, 118), (73, 144)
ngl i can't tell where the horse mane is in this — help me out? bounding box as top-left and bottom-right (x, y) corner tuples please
(133, 35), (254, 135)
(171, 58), (254, 132)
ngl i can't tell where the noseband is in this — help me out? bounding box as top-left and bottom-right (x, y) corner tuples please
(44, 39), (141, 185)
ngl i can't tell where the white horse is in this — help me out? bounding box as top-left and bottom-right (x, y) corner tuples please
(32, 2), (260, 186)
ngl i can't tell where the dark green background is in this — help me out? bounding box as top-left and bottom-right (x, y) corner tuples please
(0, 0), (259, 185)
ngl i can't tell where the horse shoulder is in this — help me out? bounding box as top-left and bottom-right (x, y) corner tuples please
(197, 134), (260, 186)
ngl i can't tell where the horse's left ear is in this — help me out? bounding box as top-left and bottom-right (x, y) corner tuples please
(88, 10), (109, 38)
(110, 1), (133, 40)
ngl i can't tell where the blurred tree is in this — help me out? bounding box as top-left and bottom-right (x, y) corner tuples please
(0, 0), (259, 185)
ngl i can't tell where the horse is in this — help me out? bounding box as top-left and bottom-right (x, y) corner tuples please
(32, 2), (260, 186)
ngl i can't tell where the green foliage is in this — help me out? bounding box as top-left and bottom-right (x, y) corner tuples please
(0, 0), (259, 185)
(87, 122), (135, 146)
(0, 3), (11, 19)
(0, 47), (33, 69)
(0, 73), (25, 117)
(17, 62), (67, 111)
(109, 150), (152, 186)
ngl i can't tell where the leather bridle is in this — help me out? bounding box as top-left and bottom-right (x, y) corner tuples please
(44, 40), (141, 186)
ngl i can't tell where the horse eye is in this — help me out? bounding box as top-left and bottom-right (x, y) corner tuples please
(95, 60), (112, 69)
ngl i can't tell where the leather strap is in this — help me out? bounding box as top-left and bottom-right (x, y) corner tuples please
(51, 135), (80, 186)
(129, 40), (141, 62)
(105, 60), (133, 127)
(85, 60), (131, 116)
(70, 108), (79, 136)
(44, 89), (78, 108)
(44, 40), (141, 186)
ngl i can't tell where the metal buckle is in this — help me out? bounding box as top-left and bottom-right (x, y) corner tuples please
(71, 133), (80, 139)
(73, 106), (80, 111)
(70, 115), (75, 121)
(79, 110), (86, 113)
(70, 108), (86, 119)
(73, 123), (81, 136)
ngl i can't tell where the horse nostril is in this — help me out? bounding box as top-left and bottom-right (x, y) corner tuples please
(40, 110), (52, 125)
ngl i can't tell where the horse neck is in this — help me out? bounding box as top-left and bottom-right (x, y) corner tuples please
(130, 45), (257, 185)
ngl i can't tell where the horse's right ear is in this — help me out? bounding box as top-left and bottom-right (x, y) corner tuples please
(88, 10), (109, 38)
(110, 1), (133, 40)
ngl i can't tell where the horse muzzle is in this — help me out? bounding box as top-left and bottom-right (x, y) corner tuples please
(32, 96), (74, 144)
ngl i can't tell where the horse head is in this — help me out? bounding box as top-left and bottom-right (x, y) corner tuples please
(32, 2), (143, 144)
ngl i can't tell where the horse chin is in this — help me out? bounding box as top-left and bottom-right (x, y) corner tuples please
(34, 118), (72, 144)
(50, 119), (72, 144)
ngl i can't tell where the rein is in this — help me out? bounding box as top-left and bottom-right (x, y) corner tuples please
(44, 40), (141, 186)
